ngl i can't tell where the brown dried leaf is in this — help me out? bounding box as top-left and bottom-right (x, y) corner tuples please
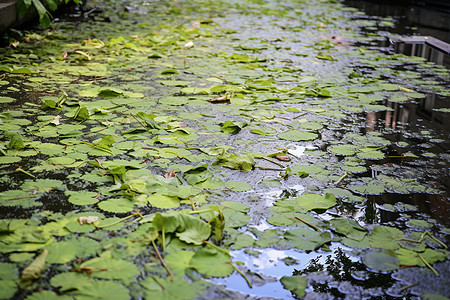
(164, 170), (176, 178)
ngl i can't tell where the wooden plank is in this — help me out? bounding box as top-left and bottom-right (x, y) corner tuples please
(391, 36), (450, 55)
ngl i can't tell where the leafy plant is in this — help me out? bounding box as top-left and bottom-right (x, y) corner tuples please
(16, 0), (83, 29)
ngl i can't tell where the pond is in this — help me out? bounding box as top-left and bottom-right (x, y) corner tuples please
(0, 0), (448, 299)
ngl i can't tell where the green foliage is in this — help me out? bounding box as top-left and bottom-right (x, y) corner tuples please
(16, 0), (82, 29)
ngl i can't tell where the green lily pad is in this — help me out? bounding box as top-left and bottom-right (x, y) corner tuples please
(176, 214), (211, 245)
(164, 250), (195, 277)
(66, 191), (99, 205)
(357, 150), (385, 160)
(189, 245), (234, 277)
(46, 240), (78, 264)
(329, 218), (367, 241)
(79, 257), (140, 284)
(363, 250), (399, 272)
(25, 290), (73, 300)
(369, 226), (403, 250)
(0, 280), (18, 299)
(348, 184), (385, 195)
(70, 280), (129, 300)
(224, 180), (252, 192)
(285, 227), (332, 251)
(328, 144), (359, 156)
(0, 262), (18, 280)
(141, 276), (202, 300)
(0, 96), (16, 103)
(0, 156), (21, 164)
(147, 194), (180, 208)
(280, 275), (308, 298)
(50, 270), (90, 292)
(294, 193), (337, 211)
(97, 198), (134, 213)
(278, 130), (318, 141)
(395, 248), (447, 267)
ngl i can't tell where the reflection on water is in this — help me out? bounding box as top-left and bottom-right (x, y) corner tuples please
(345, 0), (450, 43)
(213, 244), (351, 299)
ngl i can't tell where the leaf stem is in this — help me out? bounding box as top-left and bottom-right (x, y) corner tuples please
(80, 142), (113, 154)
(161, 228), (166, 252)
(189, 208), (214, 215)
(151, 240), (173, 281)
(261, 156), (285, 168)
(418, 253), (438, 276)
(95, 212), (143, 229)
(188, 197), (196, 211)
(335, 172), (348, 185)
(293, 112), (308, 119)
(16, 167), (35, 178)
(423, 231), (447, 249)
(398, 282), (418, 292)
(401, 231), (447, 249)
(228, 262), (252, 288)
(130, 113), (148, 129)
(202, 240), (230, 255)
(294, 217), (323, 233)
(256, 166), (285, 171)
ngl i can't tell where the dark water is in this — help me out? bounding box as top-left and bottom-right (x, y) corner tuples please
(343, 0), (450, 226)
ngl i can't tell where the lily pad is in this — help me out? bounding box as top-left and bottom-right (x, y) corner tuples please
(363, 250), (399, 272)
(280, 275), (308, 298)
(97, 198), (134, 213)
(224, 180), (252, 192)
(189, 245), (234, 277)
(278, 130), (318, 141)
(79, 257), (140, 284)
(294, 193), (337, 211)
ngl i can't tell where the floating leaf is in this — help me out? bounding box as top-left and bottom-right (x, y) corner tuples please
(329, 218), (367, 241)
(98, 198), (134, 213)
(294, 193), (337, 211)
(278, 130), (318, 141)
(215, 152), (254, 172)
(176, 214), (211, 245)
(221, 120), (246, 134)
(357, 150), (385, 160)
(164, 251), (195, 277)
(0, 96), (16, 104)
(285, 228), (332, 251)
(46, 241), (77, 264)
(224, 180), (252, 192)
(7, 133), (24, 150)
(147, 194), (180, 208)
(348, 184), (385, 195)
(0, 280), (17, 299)
(66, 191), (99, 205)
(141, 276), (202, 300)
(395, 248), (447, 267)
(20, 249), (48, 287)
(80, 257), (140, 284)
(0, 156), (21, 164)
(24, 290), (73, 300)
(363, 250), (399, 272)
(50, 271), (95, 292)
(189, 245), (234, 277)
(369, 226), (403, 250)
(328, 144), (359, 156)
(280, 275), (308, 298)
(71, 280), (129, 300)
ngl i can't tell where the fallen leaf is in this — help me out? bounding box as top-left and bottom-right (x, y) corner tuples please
(78, 216), (99, 225)
(50, 115), (61, 125)
(164, 170), (176, 178)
